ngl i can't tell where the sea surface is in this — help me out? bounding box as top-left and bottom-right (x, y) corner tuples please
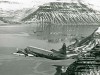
(0, 23), (99, 75)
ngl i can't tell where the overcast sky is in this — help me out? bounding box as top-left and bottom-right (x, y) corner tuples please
(0, 0), (100, 11)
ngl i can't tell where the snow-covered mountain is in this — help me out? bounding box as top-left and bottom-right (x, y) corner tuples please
(8, 8), (37, 22)
(68, 27), (100, 52)
(0, 1), (100, 24)
(21, 1), (100, 24)
(0, 7), (37, 24)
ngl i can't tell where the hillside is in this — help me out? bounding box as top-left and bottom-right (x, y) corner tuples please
(21, 2), (100, 25)
(0, 8), (36, 24)
(68, 27), (100, 52)
(0, 1), (100, 24)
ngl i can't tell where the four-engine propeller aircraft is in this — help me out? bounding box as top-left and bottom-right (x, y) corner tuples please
(14, 43), (68, 60)
(13, 43), (78, 60)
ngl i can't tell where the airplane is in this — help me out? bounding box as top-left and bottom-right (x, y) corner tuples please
(13, 43), (78, 60)
(13, 43), (67, 60)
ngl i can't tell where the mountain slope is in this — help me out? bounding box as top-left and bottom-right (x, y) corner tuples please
(0, 8), (36, 24)
(21, 2), (100, 24)
(68, 27), (100, 51)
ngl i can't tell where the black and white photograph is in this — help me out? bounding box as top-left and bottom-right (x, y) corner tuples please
(0, 0), (100, 75)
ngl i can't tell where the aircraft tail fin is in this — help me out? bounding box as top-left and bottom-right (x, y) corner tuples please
(59, 43), (67, 55)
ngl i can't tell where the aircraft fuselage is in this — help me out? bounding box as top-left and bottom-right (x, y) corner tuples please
(24, 46), (66, 60)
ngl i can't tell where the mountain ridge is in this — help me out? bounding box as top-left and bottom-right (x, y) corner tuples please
(0, 1), (100, 24)
(21, 2), (100, 25)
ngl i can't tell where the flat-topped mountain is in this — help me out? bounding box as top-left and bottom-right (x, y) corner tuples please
(22, 2), (100, 25)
